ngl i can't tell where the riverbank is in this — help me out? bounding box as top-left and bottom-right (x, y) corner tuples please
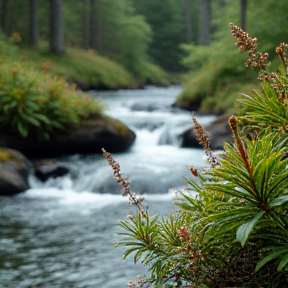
(1, 32), (170, 90)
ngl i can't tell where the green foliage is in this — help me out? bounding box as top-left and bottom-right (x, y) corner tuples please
(132, 0), (187, 72)
(239, 83), (288, 129)
(36, 48), (133, 90)
(0, 60), (103, 139)
(109, 24), (288, 287)
(190, 129), (288, 247)
(176, 0), (288, 115)
(177, 38), (258, 114)
(0, 0), (168, 87)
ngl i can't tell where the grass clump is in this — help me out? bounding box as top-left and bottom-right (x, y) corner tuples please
(22, 47), (133, 90)
(103, 24), (288, 288)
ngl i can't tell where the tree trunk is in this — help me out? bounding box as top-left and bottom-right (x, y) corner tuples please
(0, 0), (9, 35)
(49, 0), (65, 54)
(181, 0), (193, 43)
(199, 0), (211, 46)
(29, 0), (39, 47)
(240, 0), (247, 31)
(81, 0), (89, 49)
(89, 0), (101, 51)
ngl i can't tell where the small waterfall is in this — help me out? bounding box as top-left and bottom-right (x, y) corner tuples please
(29, 86), (215, 194)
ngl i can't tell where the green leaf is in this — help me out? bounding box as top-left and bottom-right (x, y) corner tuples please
(123, 247), (141, 260)
(236, 210), (264, 246)
(17, 121), (28, 137)
(33, 113), (51, 124)
(25, 115), (40, 127)
(255, 248), (288, 272)
(134, 249), (143, 263)
(278, 253), (288, 271)
(269, 195), (288, 207)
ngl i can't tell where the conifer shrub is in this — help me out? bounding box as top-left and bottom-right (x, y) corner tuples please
(103, 24), (288, 287)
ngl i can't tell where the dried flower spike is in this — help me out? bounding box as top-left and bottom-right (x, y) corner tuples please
(192, 115), (218, 168)
(229, 23), (257, 52)
(178, 225), (191, 242)
(102, 148), (147, 218)
(230, 23), (268, 71)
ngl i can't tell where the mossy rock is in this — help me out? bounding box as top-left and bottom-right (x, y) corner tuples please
(0, 115), (136, 158)
(0, 147), (31, 195)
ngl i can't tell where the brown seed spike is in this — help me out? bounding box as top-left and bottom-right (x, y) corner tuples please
(192, 114), (218, 168)
(192, 115), (210, 151)
(102, 148), (148, 217)
(228, 117), (253, 178)
(229, 23), (257, 52)
(229, 115), (238, 132)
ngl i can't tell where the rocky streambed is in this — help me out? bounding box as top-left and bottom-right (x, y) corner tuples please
(0, 115), (136, 195)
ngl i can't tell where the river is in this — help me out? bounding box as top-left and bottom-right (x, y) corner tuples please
(0, 86), (215, 288)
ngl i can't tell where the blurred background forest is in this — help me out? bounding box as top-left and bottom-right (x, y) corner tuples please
(0, 0), (288, 115)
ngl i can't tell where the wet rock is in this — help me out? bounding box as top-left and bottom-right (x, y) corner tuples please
(34, 162), (71, 182)
(172, 97), (203, 112)
(0, 148), (31, 195)
(181, 114), (233, 150)
(181, 128), (202, 148)
(0, 115), (136, 158)
(206, 114), (234, 150)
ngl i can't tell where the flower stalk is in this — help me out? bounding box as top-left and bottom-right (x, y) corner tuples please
(192, 115), (218, 168)
(102, 148), (148, 218)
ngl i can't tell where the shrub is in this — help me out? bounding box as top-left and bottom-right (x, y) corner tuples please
(0, 61), (103, 140)
(103, 24), (288, 287)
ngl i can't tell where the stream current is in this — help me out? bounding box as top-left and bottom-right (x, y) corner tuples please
(0, 86), (215, 287)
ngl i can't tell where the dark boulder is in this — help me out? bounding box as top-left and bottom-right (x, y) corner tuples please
(181, 128), (202, 148)
(34, 161), (71, 182)
(181, 114), (234, 150)
(0, 115), (136, 158)
(172, 96), (203, 112)
(0, 148), (31, 195)
(206, 114), (234, 150)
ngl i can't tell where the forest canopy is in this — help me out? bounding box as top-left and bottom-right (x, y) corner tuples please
(1, 0), (288, 113)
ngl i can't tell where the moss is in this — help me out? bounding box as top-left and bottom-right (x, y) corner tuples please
(0, 149), (14, 162)
(73, 115), (134, 138)
(0, 148), (26, 165)
(103, 116), (134, 137)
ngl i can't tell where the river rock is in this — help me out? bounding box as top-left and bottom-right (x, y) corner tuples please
(0, 147), (31, 195)
(206, 114), (234, 150)
(172, 97), (203, 112)
(0, 115), (136, 158)
(181, 114), (234, 150)
(34, 161), (71, 182)
(181, 128), (202, 148)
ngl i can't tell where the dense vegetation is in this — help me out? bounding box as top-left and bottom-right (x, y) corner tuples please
(0, 0), (170, 88)
(176, 1), (288, 115)
(104, 24), (288, 287)
(0, 32), (104, 139)
(2, 1), (288, 116)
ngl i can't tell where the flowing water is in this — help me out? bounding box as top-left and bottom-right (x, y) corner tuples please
(0, 86), (215, 288)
